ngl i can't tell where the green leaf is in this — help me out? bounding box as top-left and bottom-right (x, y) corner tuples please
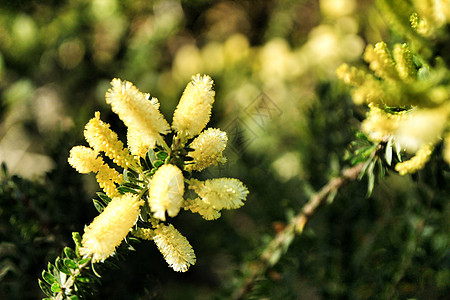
(76, 276), (92, 283)
(38, 279), (53, 297)
(70, 296), (80, 300)
(385, 138), (393, 166)
(367, 160), (376, 197)
(64, 258), (78, 269)
(147, 148), (157, 164)
(96, 192), (112, 204)
(156, 151), (168, 160)
(64, 247), (76, 260)
(51, 282), (62, 293)
(153, 160), (164, 168)
(117, 186), (140, 194)
(55, 257), (71, 275)
(78, 257), (91, 265)
(42, 270), (57, 285)
(93, 199), (105, 213)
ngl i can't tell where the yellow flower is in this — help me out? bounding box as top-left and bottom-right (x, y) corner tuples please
(84, 111), (137, 169)
(149, 164), (185, 221)
(80, 193), (144, 263)
(184, 198), (221, 220)
(127, 127), (150, 158)
(172, 74), (215, 137)
(105, 78), (170, 151)
(189, 178), (249, 210)
(186, 128), (227, 172)
(395, 143), (434, 175)
(68, 146), (103, 174)
(68, 146), (122, 198)
(153, 223), (196, 272)
(96, 164), (123, 199)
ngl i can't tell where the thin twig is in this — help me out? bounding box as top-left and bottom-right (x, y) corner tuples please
(233, 162), (365, 300)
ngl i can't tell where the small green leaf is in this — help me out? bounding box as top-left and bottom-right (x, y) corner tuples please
(42, 270), (56, 285)
(70, 296), (80, 300)
(51, 282), (62, 293)
(96, 192), (111, 204)
(78, 257), (91, 265)
(146, 148), (157, 166)
(55, 257), (71, 275)
(64, 247), (76, 260)
(385, 139), (393, 166)
(64, 258), (78, 269)
(153, 160), (164, 168)
(156, 151), (168, 160)
(93, 199), (105, 213)
(117, 186), (140, 194)
(38, 279), (53, 297)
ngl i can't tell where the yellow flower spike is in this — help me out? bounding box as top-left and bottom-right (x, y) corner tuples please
(80, 193), (144, 263)
(105, 78), (170, 150)
(153, 223), (196, 272)
(68, 146), (103, 174)
(189, 178), (249, 210)
(184, 198), (221, 220)
(149, 164), (185, 221)
(395, 144), (434, 175)
(84, 112), (137, 169)
(127, 127), (150, 158)
(186, 128), (228, 172)
(96, 164), (123, 199)
(172, 74), (215, 138)
(363, 42), (399, 81)
(393, 43), (416, 82)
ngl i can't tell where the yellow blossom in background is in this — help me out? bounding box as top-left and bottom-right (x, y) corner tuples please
(149, 164), (184, 221)
(80, 193), (144, 263)
(68, 146), (103, 174)
(186, 128), (227, 172)
(395, 143), (434, 175)
(84, 111), (137, 169)
(189, 178), (248, 210)
(105, 78), (170, 152)
(153, 223), (196, 272)
(172, 74), (215, 138)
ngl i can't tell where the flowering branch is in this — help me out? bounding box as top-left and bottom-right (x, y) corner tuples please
(233, 162), (365, 300)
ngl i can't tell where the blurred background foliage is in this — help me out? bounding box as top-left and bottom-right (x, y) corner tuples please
(0, 0), (448, 299)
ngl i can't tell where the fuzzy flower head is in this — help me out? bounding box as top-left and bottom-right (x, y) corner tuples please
(186, 128), (227, 172)
(105, 79), (170, 154)
(172, 74), (215, 138)
(189, 178), (249, 210)
(149, 164), (185, 221)
(68, 146), (103, 174)
(153, 223), (196, 272)
(84, 111), (137, 169)
(80, 193), (144, 263)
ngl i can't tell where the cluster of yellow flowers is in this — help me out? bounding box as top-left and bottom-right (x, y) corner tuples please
(68, 74), (248, 272)
(338, 39), (450, 174)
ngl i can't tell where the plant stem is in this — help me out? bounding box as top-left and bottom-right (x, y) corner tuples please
(233, 162), (365, 300)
